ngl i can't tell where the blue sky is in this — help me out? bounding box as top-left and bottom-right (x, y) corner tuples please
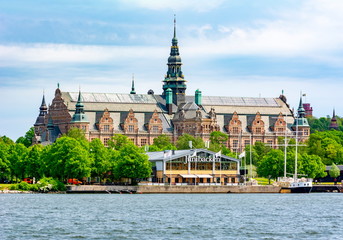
(1, 0), (343, 140)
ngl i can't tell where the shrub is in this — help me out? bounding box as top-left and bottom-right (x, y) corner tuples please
(37, 177), (66, 192)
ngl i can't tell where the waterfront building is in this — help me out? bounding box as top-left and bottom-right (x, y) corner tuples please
(146, 149), (240, 185)
(33, 20), (310, 151)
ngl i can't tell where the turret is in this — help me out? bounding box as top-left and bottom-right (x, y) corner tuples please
(71, 90), (89, 137)
(292, 95), (310, 140)
(195, 89), (202, 107)
(329, 109), (338, 130)
(166, 88), (173, 115)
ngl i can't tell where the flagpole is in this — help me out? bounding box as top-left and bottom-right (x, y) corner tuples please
(250, 134), (252, 181)
(170, 151), (172, 186)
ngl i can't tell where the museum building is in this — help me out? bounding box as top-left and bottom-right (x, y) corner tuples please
(33, 20), (310, 151)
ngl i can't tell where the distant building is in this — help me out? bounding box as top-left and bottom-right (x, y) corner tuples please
(303, 103), (313, 118)
(329, 109), (339, 130)
(33, 19), (310, 151)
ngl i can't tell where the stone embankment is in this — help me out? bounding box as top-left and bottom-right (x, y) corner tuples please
(67, 185), (281, 194)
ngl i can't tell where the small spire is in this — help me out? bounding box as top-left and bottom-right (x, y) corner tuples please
(333, 108), (336, 118)
(173, 15), (176, 39)
(130, 74), (136, 94)
(57, 83), (60, 89)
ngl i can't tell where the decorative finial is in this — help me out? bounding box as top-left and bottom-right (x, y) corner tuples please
(57, 83), (60, 89)
(282, 89), (284, 95)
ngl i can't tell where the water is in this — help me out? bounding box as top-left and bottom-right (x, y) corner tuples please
(0, 193), (342, 240)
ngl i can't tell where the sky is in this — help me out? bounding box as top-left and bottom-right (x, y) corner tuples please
(1, 0), (343, 140)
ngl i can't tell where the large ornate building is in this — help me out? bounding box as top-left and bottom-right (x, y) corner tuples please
(33, 21), (310, 151)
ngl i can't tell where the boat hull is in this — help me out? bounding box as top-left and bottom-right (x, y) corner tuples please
(281, 187), (312, 193)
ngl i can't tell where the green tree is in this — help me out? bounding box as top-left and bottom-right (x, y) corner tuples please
(151, 134), (176, 151)
(329, 163), (340, 179)
(25, 144), (44, 179)
(257, 149), (284, 179)
(15, 127), (35, 147)
(176, 134), (205, 149)
(8, 143), (29, 180)
(112, 144), (152, 184)
(89, 138), (110, 182)
(0, 138), (12, 180)
(47, 137), (91, 180)
(64, 127), (89, 149)
(108, 134), (133, 150)
(299, 153), (326, 178)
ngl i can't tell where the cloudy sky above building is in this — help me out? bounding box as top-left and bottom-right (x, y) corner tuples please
(1, 0), (343, 140)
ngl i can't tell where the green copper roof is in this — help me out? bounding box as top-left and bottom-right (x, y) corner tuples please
(71, 90), (89, 123)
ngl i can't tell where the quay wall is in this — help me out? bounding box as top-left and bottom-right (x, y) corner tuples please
(67, 185), (281, 194)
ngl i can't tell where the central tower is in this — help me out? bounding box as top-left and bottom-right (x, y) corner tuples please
(162, 17), (187, 106)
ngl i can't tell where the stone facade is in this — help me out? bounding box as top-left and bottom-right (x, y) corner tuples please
(33, 21), (310, 151)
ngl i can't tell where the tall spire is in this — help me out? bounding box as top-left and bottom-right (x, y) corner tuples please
(130, 74), (136, 94)
(173, 15), (176, 40)
(292, 94), (309, 128)
(34, 93), (48, 127)
(162, 16), (186, 106)
(297, 94), (305, 118)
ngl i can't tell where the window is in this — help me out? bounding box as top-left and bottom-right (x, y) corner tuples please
(130, 138), (135, 144)
(152, 126), (159, 133)
(232, 127), (239, 134)
(103, 125), (110, 132)
(267, 140), (273, 147)
(128, 125), (134, 132)
(232, 140), (238, 152)
(244, 140), (250, 147)
(141, 139), (147, 146)
(103, 138), (109, 147)
(255, 127), (262, 134)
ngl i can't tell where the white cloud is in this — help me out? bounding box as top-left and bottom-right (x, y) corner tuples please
(0, 44), (165, 66)
(119, 0), (225, 12)
(179, 0), (343, 64)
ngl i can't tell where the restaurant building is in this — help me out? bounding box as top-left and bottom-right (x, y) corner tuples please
(146, 149), (240, 185)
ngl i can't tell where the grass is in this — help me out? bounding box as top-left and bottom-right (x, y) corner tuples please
(0, 184), (14, 190)
(254, 178), (275, 185)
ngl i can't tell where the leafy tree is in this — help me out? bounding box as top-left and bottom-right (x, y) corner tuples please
(0, 139), (11, 180)
(151, 134), (176, 151)
(299, 153), (326, 178)
(39, 144), (52, 178)
(257, 149), (284, 179)
(47, 137), (91, 180)
(16, 127), (35, 147)
(176, 134), (205, 149)
(64, 127), (89, 149)
(112, 144), (152, 184)
(307, 116), (330, 132)
(108, 134), (133, 150)
(329, 163), (340, 178)
(89, 138), (110, 181)
(210, 131), (228, 146)
(8, 143), (29, 180)
(25, 144), (44, 179)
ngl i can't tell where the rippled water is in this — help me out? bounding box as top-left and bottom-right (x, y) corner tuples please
(1, 193), (342, 240)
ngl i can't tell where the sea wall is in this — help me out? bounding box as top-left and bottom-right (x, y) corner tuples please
(67, 185), (281, 194)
